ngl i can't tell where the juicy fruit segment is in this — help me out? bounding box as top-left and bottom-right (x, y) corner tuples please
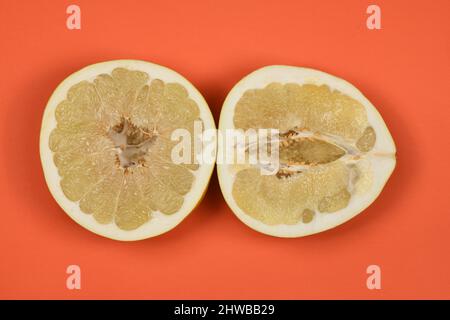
(233, 161), (351, 225)
(234, 83), (369, 139)
(231, 82), (387, 226)
(49, 67), (201, 231)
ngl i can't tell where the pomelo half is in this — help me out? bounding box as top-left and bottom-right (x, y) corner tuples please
(40, 60), (216, 241)
(217, 66), (396, 237)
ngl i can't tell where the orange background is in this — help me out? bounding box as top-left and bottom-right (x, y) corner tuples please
(0, 0), (449, 299)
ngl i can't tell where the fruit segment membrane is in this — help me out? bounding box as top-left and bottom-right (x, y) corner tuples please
(232, 83), (384, 225)
(49, 68), (201, 230)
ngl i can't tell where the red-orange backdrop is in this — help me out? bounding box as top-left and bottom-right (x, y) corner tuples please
(0, 0), (449, 299)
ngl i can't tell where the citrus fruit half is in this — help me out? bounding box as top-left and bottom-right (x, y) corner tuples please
(40, 60), (216, 241)
(217, 66), (396, 237)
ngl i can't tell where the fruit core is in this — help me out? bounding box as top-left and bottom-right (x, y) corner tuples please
(108, 118), (156, 169)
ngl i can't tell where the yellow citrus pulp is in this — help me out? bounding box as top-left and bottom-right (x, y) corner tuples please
(40, 60), (216, 240)
(217, 66), (396, 237)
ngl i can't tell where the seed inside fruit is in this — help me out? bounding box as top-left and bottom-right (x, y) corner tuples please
(49, 67), (201, 231)
(301, 209), (315, 223)
(356, 126), (376, 152)
(279, 137), (346, 165)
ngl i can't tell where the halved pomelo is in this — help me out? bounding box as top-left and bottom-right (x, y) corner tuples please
(40, 60), (216, 241)
(217, 66), (396, 237)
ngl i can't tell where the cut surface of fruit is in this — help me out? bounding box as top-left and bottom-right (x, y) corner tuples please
(40, 60), (216, 240)
(217, 66), (396, 237)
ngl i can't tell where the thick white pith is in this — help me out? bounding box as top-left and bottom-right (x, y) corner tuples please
(217, 65), (396, 238)
(40, 60), (217, 241)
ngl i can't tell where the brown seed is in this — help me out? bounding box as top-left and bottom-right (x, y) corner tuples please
(356, 126), (376, 152)
(302, 209), (315, 223)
